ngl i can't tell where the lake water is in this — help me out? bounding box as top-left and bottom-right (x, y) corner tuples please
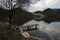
(22, 20), (60, 40)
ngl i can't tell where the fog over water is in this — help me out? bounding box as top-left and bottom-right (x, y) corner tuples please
(23, 20), (60, 40)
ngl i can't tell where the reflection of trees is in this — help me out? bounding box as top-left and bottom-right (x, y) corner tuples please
(34, 8), (60, 23)
(33, 12), (46, 21)
(54, 33), (60, 40)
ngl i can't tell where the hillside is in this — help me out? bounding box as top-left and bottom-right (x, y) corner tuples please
(0, 8), (33, 26)
(34, 8), (60, 23)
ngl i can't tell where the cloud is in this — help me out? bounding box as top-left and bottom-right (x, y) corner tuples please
(23, 20), (60, 33)
(38, 21), (60, 33)
(22, 20), (60, 40)
(28, 0), (60, 12)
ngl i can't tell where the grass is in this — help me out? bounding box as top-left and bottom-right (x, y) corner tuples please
(0, 22), (44, 40)
(0, 22), (23, 40)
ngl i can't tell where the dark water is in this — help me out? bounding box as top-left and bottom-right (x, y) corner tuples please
(23, 20), (60, 40)
(27, 30), (52, 40)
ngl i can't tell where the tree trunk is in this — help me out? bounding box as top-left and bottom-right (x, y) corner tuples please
(7, 10), (12, 29)
(9, 15), (11, 29)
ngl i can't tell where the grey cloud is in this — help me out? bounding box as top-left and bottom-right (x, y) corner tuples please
(22, 20), (60, 34)
(28, 0), (60, 12)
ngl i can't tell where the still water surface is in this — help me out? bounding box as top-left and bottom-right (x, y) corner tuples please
(23, 20), (60, 40)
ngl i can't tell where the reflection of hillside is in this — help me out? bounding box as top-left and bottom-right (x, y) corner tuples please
(0, 8), (60, 25)
(33, 13), (45, 21)
(34, 8), (60, 23)
(27, 30), (52, 40)
(54, 33), (60, 40)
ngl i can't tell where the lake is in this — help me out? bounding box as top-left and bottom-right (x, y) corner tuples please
(22, 20), (60, 40)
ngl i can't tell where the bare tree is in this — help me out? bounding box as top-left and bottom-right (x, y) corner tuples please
(0, 0), (31, 29)
(0, 0), (40, 29)
(0, 0), (40, 9)
(0, 0), (30, 10)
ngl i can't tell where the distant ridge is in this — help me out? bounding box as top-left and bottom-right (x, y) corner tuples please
(34, 8), (60, 23)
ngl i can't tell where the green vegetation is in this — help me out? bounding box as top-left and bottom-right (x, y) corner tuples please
(0, 23), (23, 40)
(0, 22), (41, 40)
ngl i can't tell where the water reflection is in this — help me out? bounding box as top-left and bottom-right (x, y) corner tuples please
(23, 20), (60, 40)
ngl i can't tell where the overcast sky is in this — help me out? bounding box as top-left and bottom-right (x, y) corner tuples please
(28, 0), (60, 12)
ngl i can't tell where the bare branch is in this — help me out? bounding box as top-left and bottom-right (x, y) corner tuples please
(0, 0), (34, 10)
